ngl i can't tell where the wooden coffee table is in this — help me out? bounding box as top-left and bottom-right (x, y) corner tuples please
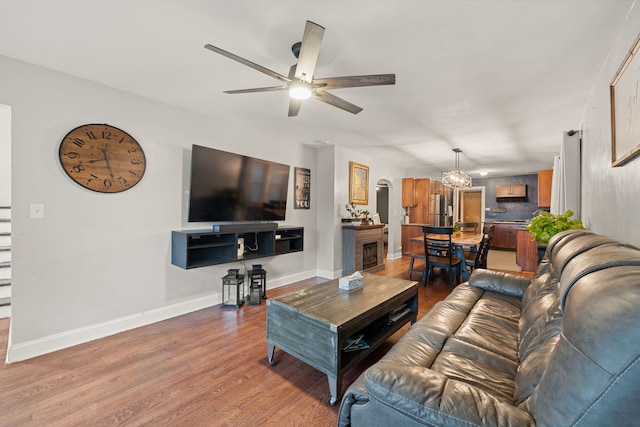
(266, 273), (418, 405)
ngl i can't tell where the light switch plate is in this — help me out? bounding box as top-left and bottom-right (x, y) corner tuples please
(30, 203), (45, 219)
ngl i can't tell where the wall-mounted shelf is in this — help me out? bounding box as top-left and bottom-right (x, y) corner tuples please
(171, 226), (303, 269)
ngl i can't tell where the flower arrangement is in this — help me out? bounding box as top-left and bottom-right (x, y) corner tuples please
(345, 203), (369, 219)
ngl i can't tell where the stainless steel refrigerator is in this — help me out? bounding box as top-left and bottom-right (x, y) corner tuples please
(430, 194), (452, 226)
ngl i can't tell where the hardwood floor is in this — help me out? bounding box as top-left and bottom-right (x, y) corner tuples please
(0, 258), (456, 427)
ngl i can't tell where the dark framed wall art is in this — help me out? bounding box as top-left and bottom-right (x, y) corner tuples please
(294, 167), (311, 209)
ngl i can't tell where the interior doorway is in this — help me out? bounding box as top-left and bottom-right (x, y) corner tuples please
(456, 187), (485, 228)
(376, 180), (390, 257)
(375, 182), (389, 224)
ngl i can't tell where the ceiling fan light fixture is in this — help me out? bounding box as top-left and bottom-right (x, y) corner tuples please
(289, 79), (312, 100)
(442, 148), (472, 188)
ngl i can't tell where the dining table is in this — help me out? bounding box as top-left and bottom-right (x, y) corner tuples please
(410, 232), (483, 282)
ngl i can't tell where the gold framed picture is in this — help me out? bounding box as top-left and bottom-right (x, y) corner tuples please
(610, 34), (640, 167)
(349, 161), (369, 205)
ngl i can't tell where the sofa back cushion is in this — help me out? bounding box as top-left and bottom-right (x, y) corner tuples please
(523, 239), (640, 426)
(518, 230), (596, 360)
(515, 231), (629, 407)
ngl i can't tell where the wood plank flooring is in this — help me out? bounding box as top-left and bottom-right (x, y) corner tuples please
(0, 258), (468, 426)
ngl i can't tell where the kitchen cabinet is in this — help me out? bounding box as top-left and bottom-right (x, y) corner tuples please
(537, 169), (553, 207)
(411, 178), (431, 224)
(402, 178), (416, 207)
(492, 223), (522, 250)
(496, 184), (527, 198)
(401, 177), (451, 226)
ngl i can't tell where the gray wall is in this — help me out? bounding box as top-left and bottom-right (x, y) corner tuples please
(579, 4), (640, 248)
(1, 55), (318, 361)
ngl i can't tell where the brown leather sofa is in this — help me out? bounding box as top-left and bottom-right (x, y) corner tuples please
(338, 229), (640, 426)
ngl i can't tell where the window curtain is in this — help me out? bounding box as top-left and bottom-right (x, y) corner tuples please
(550, 130), (581, 218)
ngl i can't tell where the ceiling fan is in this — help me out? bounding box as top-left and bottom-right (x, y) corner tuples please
(204, 20), (396, 117)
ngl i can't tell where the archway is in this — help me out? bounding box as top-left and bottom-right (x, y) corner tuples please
(376, 179), (392, 258)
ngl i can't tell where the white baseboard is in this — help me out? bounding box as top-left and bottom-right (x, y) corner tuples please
(263, 269), (318, 288)
(315, 268), (343, 280)
(5, 269), (321, 364)
(387, 251), (403, 260)
(6, 294), (220, 363)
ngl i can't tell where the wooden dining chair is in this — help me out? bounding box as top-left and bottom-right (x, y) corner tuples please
(482, 223), (495, 238)
(422, 226), (462, 291)
(456, 222), (479, 234)
(465, 224), (494, 271)
(457, 222), (480, 260)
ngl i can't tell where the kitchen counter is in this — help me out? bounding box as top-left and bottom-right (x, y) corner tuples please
(401, 223), (428, 255)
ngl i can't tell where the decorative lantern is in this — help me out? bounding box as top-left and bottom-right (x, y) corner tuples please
(221, 268), (244, 308)
(248, 264), (267, 300)
(248, 282), (262, 306)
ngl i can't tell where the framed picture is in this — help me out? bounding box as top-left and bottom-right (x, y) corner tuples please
(610, 34), (640, 167)
(349, 161), (369, 205)
(294, 167), (311, 209)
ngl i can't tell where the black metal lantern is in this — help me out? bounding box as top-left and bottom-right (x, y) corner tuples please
(221, 268), (245, 308)
(248, 264), (267, 300)
(248, 282), (262, 305)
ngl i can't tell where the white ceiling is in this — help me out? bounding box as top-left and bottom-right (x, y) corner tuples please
(0, 0), (634, 178)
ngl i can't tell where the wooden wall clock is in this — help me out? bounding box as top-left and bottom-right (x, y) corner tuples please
(59, 123), (146, 193)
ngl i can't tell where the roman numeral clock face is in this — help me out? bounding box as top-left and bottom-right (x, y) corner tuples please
(59, 124), (146, 193)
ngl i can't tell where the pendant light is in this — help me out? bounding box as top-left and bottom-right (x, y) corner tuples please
(441, 148), (472, 188)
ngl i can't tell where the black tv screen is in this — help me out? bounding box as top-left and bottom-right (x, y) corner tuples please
(187, 145), (290, 222)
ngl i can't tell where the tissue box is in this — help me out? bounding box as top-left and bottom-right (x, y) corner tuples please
(339, 276), (364, 290)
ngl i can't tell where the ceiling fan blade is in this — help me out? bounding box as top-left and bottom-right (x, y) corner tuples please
(313, 74), (396, 90)
(312, 90), (363, 114)
(288, 98), (303, 117)
(224, 86), (287, 94)
(204, 44), (290, 84)
(295, 21), (325, 82)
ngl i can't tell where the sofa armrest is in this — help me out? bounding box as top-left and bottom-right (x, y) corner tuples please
(469, 269), (530, 298)
(360, 362), (534, 426)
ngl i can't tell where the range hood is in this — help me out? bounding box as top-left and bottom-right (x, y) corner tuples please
(496, 184), (528, 202)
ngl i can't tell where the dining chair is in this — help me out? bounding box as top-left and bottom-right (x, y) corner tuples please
(407, 252), (426, 280)
(465, 224), (494, 271)
(456, 222), (479, 234)
(482, 223), (496, 238)
(422, 225), (462, 291)
(457, 222), (480, 260)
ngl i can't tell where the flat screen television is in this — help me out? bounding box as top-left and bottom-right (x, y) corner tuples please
(188, 144), (290, 222)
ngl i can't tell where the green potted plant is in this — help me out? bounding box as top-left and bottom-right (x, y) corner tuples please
(527, 209), (585, 245)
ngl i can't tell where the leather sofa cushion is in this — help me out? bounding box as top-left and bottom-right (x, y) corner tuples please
(362, 361), (535, 427)
(453, 291), (521, 361)
(383, 282), (522, 402)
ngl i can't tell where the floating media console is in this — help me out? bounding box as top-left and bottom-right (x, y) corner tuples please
(212, 222), (278, 233)
(171, 225), (304, 269)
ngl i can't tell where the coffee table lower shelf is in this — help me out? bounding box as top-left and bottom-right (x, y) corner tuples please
(266, 274), (418, 406)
